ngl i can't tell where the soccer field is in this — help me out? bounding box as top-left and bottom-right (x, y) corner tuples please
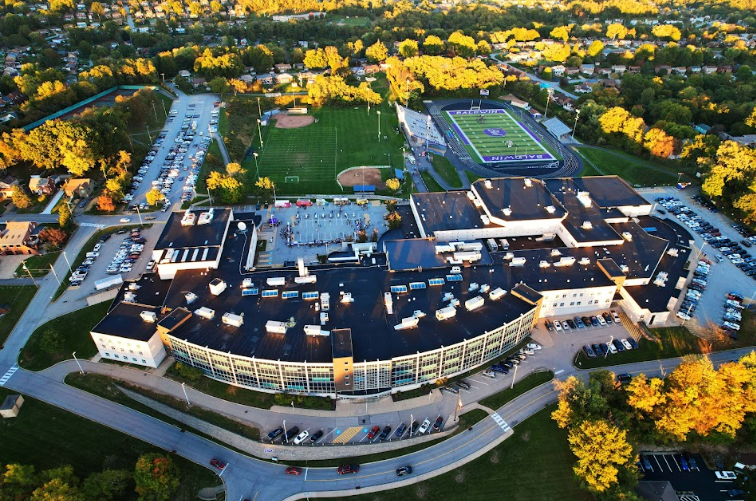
(248, 106), (404, 195)
(444, 109), (556, 163)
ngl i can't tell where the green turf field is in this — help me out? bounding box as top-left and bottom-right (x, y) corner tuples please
(443, 109), (556, 163)
(247, 106), (405, 195)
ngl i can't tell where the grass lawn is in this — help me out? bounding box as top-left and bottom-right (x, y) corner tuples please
(0, 285), (37, 347)
(574, 146), (683, 187)
(0, 387), (219, 501)
(480, 370), (554, 410)
(246, 104), (405, 195)
(464, 171), (482, 184)
(14, 252), (60, 277)
(337, 404), (590, 501)
(195, 138), (225, 195)
(574, 320), (756, 369)
(327, 14), (371, 26)
(430, 155), (462, 188)
(67, 373), (260, 441)
(420, 170), (444, 192)
(166, 362), (334, 411)
(19, 301), (110, 371)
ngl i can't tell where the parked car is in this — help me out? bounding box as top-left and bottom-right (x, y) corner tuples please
(617, 373), (632, 383)
(284, 426), (300, 442)
(310, 430), (323, 443)
(394, 423), (407, 438)
(379, 426), (392, 441)
(367, 425), (380, 440)
(433, 416), (444, 430)
(293, 430), (310, 445)
(455, 380), (471, 390)
(210, 459), (226, 470)
(621, 339), (633, 350)
(418, 419), (431, 434)
(410, 421), (419, 434)
(715, 471), (737, 480)
(583, 345), (597, 358)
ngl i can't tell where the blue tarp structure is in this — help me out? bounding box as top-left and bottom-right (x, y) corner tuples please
(394, 169), (404, 181)
(353, 185), (375, 193)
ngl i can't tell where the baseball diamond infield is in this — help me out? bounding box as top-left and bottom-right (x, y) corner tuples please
(337, 167), (387, 190)
(274, 114), (316, 129)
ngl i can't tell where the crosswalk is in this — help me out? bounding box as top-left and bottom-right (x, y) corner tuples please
(0, 364), (19, 387)
(79, 223), (105, 228)
(490, 412), (511, 433)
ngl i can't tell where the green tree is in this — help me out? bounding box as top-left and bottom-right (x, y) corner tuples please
(399, 39), (419, 59)
(134, 454), (179, 501)
(146, 188), (165, 206)
(80, 470), (130, 500)
(423, 35), (444, 56)
(206, 171), (244, 204)
(1, 464), (38, 499)
(365, 41), (388, 63)
(30, 477), (82, 501)
(208, 76), (229, 95)
(39, 329), (64, 354)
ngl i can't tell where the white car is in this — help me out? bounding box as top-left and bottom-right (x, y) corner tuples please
(621, 339), (632, 350)
(418, 419), (431, 434)
(120, 218), (130, 223)
(597, 316), (606, 326)
(554, 322), (562, 332)
(293, 430), (310, 445)
(482, 369), (496, 379)
(611, 310), (621, 323)
(607, 342), (618, 355)
(527, 342), (542, 351)
(93, 243), (102, 252)
(715, 471), (737, 480)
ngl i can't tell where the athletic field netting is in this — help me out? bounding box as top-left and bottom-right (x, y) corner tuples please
(443, 109), (554, 163)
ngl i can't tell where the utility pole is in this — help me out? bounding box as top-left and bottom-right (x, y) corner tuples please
(544, 87), (554, 119)
(22, 262), (37, 287)
(146, 126), (153, 144)
(257, 97), (262, 117)
(49, 263), (61, 286)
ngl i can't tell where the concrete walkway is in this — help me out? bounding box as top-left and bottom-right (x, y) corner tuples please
(41, 191), (65, 215)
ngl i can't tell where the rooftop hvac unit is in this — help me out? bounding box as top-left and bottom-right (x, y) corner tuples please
(449, 298), (460, 307)
(489, 288), (506, 300)
(473, 198), (483, 208)
(140, 311), (157, 323)
(539, 260), (551, 268)
(321, 293), (330, 311)
(524, 178), (533, 187)
(394, 317), (419, 331)
(195, 307), (215, 320)
(185, 292), (198, 304)
(667, 248), (679, 257)
(124, 291), (136, 302)
(465, 295), (484, 312)
(480, 284), (490, 293)
(320, 311), (329, 325)
(622, 232), (633, 241)
(266, 320), (288, 334)
(297, 257), (307, 277)
(581, 221), (593, 230)
(128, 283), (141, 291)
(435, 243), (455, 254)
(456, 242), (483, 252)
(545, 205), (556, 214)
(579, 257), (591, 266)
(551, 249), (562, 257)
(499, 239), (510, 250)
(454, 251), (481, 262)
(294, 275), (317, 284)
(502, 207), (512, 216)
(509, 257), (526, 266)
(577, 191), (592, 208)
(384, 292), (393, 315)
(413, 310), (426, 318)
(555, 256), (576, 267)
(304, 325), (329, 336)
(209, 279), (227, 296)
(436, 305), (457, 321)
(468, 282), (479, 292)
(620, 264), (630, 273)
(242, 278), (253, 288)
(481, 215), (490, 225)
(503, 252), (514, 260)
(197, 210), (213, 225)
(443, 292), (455, 302)
(340, 293), (354, 304)
(267, 277), (286, 286)
(222, 312), (244, 327)
(181, 212), (196, 226)
(484, 179), (492, 189)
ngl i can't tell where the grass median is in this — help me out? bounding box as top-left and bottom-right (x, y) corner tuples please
(14, 252), (60, 277)
(19, 301), (110, 371)
(480, 370), (555, 410)
(574, 319), (756, 370)
(0, 285), (37, 347)
(326, 404), (590, 501)
(0, 386), (219, 501)
(430, 155), (462, 188)
(419, 170), (444, 192)
(574, 146), (683, 187)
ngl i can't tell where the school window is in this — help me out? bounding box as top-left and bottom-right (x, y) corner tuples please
(570, 302), (574, 306)
(560, 303), (564, 307)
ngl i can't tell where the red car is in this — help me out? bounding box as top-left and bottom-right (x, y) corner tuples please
(285, 467), (302, 475)
(210, 458), (226, 470)
(367, 425), (380, 440)
(337, 464), (360, 475)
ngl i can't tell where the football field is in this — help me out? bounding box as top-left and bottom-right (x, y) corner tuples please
(444, 109), (556, 163)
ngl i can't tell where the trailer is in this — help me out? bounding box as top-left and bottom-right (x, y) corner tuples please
(95, 275), (123, 291)
(274, 200), (292, 208)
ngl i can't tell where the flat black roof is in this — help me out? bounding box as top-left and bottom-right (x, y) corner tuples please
(411, 192), (488, 234)
(331, 329), (353, 359)
(112, 275), (173, 310)
(92, 302), (158, 342)
(158, 307), (191, 332)
(154, 208), (231, 251)
(472, 178), (567, 221)
(384, 238), (447, 271)
(545, 178), (622, 244)
(598, 258), (625, 278)
(571, 176), (650, 208)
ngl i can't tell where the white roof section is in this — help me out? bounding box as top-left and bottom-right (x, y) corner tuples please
(542, 117), (571, 137)
(395, 103), (446, 146)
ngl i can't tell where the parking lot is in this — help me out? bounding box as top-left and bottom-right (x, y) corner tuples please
(640, 452), (744, 501)
(256, 201), (389, 266)
(638, 187), (756, 335)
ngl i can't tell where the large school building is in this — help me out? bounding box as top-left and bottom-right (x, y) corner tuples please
(91, 176), (693, 397)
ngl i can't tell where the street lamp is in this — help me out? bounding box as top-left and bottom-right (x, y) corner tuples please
(544, 87), (554, 119)
(510, 362), (518, 389)
(377, 110), (381, 142)
(572, 108), (581, 139)
(605, 336), (614, 358)
(283, 419), (288, 444)
(257, 97), (262, 117)
(253, 152), (259, 180)
(72, 351), (85, 375)
(181, 382), (191, 406)
(257, 119), (263, 148)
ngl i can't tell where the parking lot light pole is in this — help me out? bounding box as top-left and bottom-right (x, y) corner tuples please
(283, 420), (287, 444)
(510, 363), (518, 389)
(257, 119), (263, 148)
(409, 414), (413, 437)
(605, 336), (614, 358)
(135, 205), (143, 227)
(181, 382), (190, 406)
(377, 111), (381, 142)
(72, 352), (85, 375)
(62, 251), (73, 274)
(253, 152), (259, 180)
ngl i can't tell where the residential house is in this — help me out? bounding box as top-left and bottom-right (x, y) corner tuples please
(529, 108), (542, 120)
(63, 178), (92, 198)
(0, 176), (18, 200)
(702, 65), (718, 74)
(628, 66), (642, 74)
(0, 221), (39, 255)
(575, 83), (593, 94)
(550, 65), (566, 77)
(275, 72), (293, 85)
(580, 63), (595, 75)
(694, 124), (712, 135)
(611, 65), (627, 75)
(274, 63), (292, 73)
(28, 175), (55, 196)
(565, 67), (580, 76)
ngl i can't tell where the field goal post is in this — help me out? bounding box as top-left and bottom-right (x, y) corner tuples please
(469, 99), (482, 112)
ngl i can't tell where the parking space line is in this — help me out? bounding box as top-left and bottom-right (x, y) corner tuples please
(662, 455), (672, 471)
(653, 455), (663, 472)
(671, 455), (681, 471)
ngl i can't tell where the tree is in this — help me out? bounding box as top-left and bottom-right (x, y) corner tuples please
(543, 43), (572, 63)
(550, 25), (572, 42)
(80, 470), (130, 500)
(208, 77), (229, 95)
(606, 24), (628, 40)
(39, 227), (68, 249)
(58, 203), (73, 229)
(568, 420), (634, 493)
(746, 107), (756, 129)
(644, 128), (677, 158)
(447, 31), (476, 58)
(652, 25), (682, 42)
(386, 211), (402, 229)
(225, 162), (243, 177)
(365, 41), (388, 63)
(39, 329), (64, 354)
(30, 477), (82, 501)
(134, 454), (179, 501)
(97, 194), (117, 212)
(587, 40), (604, 58)
(206, 171), (244, 204)
(255, 176), (274, 191)
(423, 35), (444, 56)
(146, 188), (165, 206)
(625, 374), (665, 414)
(399, 39), (419, 59)
(243, 45), (273, 74)
(1, 464), (38, 499)
(385, 178), (400, 191)
(228, 79), (246, 96)
(11, 187), (32, 209)
(171, 362), (204, 382)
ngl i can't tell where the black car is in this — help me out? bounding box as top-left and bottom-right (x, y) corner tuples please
(379, 426), (392, 441)
(99, 234), (112, 242)
(617, 373), (632, 383)
(433, 416), (444, 431)
(627, 338), (639, 349)
(613, 339), (625, 352)
(284, 426), (300, 442)
(592, 343), (605, 357)
(602, 312), (613, 324)
(310, 430), (324, 443)
(410, 421), (419, 434)
(267, 427), (284, 440)
(396, 466), (413, 477)
(567, 319), (577, 329)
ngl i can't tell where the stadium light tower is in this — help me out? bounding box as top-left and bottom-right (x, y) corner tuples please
(572, 108), (581, 139)
(253, 152), (259, 180)
(544, 87), (554, 119)
(377, 110), (381, 142)
(257, 118), (263, 148)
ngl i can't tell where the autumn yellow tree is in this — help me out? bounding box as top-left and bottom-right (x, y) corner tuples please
(569, 419), (634, 493)
(255, 176), (274, 191)
(146, 188), (165, 206)
(365, 41), (388, 63)
(625, 374), (665, 414)
(644, 128), (677, 158)
(225, 162), (244, 177)
(385, 178), (401, 191)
